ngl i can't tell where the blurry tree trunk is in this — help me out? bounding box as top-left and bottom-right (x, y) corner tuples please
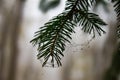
(0, 0), (6, 80)
(103, 43), (120, 80)
(0, 0), (3, 79)
(0, 0), (25, 80)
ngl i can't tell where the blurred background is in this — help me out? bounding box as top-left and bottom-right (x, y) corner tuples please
(0, 0), (119, 80)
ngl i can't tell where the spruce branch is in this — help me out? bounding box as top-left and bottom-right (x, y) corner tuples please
(74, 10), (106, 36)
(111, 0), (120, 38)
(31, 0), (106, 67)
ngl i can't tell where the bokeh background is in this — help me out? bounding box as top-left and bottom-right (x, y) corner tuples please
(0, 0), (118, 80)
